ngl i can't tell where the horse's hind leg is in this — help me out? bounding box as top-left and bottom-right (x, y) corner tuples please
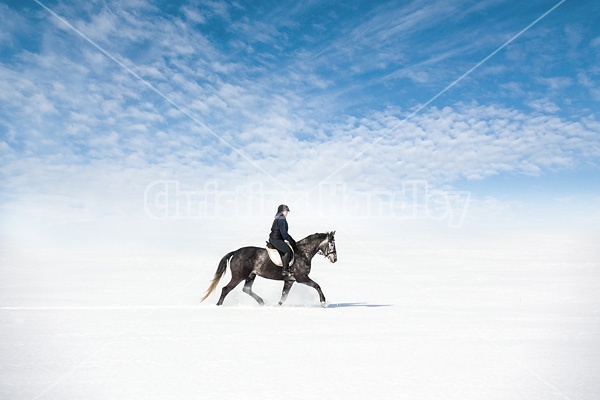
(242, 273), (265, 306)
(217, 275), (245, 306)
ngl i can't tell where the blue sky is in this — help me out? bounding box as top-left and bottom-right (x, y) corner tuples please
(1, 0), (599, 248)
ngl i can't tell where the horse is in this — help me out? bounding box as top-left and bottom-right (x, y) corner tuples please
(201, 231), (337, 307)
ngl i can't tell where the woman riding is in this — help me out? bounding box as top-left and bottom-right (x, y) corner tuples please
(269, 204), (298, 279)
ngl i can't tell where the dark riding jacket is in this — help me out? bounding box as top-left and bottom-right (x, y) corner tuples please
(269, 213), (296, 246)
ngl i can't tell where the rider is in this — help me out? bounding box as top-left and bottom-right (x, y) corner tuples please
(269, 204), (298, 279)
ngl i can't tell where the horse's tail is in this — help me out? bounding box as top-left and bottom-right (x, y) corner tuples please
(201, 251), (235, 302)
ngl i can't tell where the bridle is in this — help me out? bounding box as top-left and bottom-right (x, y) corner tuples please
(318, 236), (337, 258)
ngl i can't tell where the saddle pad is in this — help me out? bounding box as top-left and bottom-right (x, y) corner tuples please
(266, 241), (295, 267)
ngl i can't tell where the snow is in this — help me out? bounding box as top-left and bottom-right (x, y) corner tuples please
(1, 233), (599, 400)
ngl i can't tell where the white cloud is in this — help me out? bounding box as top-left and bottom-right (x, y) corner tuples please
(577, 72), (600, 101)
(536, 76), (573, 91)
(385, 68), (431, 84)
(527, 98), (560, 114)
(303, 104), (599, 187)
(0, 4), (29, 50)
(181, 5), (206, 25)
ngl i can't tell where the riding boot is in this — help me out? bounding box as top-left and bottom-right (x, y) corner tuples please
(281, 252), (294, 280)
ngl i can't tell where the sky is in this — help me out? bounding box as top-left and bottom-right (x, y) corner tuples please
(1, 0), (599, 251)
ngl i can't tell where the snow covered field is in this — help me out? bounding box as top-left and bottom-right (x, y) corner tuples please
(1, 232), (598, 400)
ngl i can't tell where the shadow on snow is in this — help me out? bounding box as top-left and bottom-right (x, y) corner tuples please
(326, 302), (392, 308)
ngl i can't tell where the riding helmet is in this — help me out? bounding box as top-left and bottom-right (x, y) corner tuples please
(277, 204), (290, 213)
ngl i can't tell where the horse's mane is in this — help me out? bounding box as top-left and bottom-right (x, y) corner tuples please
(300, 232), (327, 243)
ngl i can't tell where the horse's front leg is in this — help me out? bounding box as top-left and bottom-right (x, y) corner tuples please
(296, 276), (326, 307)
(278, 280), (294, 306)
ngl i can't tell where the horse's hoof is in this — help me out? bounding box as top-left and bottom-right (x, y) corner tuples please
(278, 302), (283, 306)
(321, 301), (327, 308)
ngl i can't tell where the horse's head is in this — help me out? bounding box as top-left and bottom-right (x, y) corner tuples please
(322, 231), (337, 263)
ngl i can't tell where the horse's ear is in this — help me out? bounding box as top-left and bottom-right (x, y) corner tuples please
(332, 230), (336, 236)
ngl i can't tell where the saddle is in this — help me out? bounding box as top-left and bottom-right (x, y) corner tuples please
(265, 241), (295, 267)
